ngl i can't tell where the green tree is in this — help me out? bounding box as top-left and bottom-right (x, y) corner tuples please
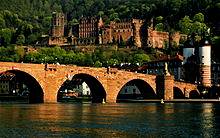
(179, 16), (192, 35)
(191, 21), (207, 36)
(68, 18), (79, 26)
(0, 15), (5, 29)
(15, 46), (25, 60)
(52, 3), (62, 12)
(155, 23), (164, 31)
(110, 12), (120, 21)
(132, 53), (151, 65)
(16, 34), (25, 45)
(98, 11), (104, 17)
(108, 58), (119, 66)
(0, 28), (13, 45)
(156, 16), (163, 23)
(26, 34), (38, 44)
(84, 53), (93, 66)
(94, 60), (102, 67)
(193, 12), (205, 23)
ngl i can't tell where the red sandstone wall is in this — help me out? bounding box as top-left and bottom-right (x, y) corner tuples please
(51, 13), (65, 37)
(110, 21), (133, 44)
(174, 81), (198, 98)
(147, 28), (182, 49)
(148, 28), (169, 49)
(48, 37), (67, 46)
(0, 62), (196, 103)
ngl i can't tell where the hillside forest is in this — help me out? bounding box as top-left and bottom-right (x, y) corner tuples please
(0, 0), (220, 66)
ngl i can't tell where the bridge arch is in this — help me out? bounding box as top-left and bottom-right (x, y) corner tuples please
(173, 87), (185, 99)
(117, 79), (157, 101)
(57, 73), (107, 103)
(0, 70), (44, 103)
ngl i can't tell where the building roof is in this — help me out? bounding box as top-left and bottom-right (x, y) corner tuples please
(152, 54), (183, 62)
(138, 54), (183, 70)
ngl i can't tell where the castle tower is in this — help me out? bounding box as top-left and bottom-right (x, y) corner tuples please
(199, 38), (211, 87)
(98, 16), (104, 29)
(98, 17), (104, 44)
(132, 19), (143, 48)
(50, 12), (65, 37)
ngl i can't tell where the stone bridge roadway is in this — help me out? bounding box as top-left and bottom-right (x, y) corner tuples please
(0, 62), (199, 103)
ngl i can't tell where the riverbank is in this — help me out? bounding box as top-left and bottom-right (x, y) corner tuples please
(117, 99), (220, 103)
(0, 96), (29, 103)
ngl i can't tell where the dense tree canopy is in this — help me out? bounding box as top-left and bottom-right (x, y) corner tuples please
(0, 0), (218, 37)
(0, 46), (153, 68)
(0, 0), (220, 44)
(0, 0), (220, 62)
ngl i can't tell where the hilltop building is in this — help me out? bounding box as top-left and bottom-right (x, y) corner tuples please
(147, 27), (184, 49)
(42, 12), (184, 49)
(48, 12), (66, 45)
(67, 18), (143, 47)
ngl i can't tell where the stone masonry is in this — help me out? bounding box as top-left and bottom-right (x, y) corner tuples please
(0, 62), (198, 103)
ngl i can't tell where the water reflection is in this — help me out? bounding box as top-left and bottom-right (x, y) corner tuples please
(0, 103), (220, 137)
(200, 103), (215, 137)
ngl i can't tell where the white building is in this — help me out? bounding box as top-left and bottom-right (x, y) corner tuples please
(199, 39), (211, 87)
(74, 81), (91, 96)
(183, 45), (195, 64)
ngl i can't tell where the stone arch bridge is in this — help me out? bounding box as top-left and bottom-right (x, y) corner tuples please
(0, 62), (199, 103)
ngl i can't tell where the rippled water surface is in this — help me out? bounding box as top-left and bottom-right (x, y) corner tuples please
(0, 103), (220, 137)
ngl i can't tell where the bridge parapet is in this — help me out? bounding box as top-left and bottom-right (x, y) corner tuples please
(174, 81), (198, 98)
(0, 62), (200, 103)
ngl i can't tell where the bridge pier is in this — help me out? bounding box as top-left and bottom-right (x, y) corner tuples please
(106, 93), (117, 103)
(0, 62), (198, 103)
(44, 92), (57, 103)
(156, 75), (174, 100)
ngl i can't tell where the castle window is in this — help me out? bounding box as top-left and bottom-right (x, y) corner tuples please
(202, 56), (204, 58)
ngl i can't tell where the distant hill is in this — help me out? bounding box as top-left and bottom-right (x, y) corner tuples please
(0, 0), (220, 62)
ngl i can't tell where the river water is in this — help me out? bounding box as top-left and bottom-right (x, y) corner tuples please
(0, 103), (220, 137)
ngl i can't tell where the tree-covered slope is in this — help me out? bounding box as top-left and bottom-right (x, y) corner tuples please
(0, 0), (220, 47)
